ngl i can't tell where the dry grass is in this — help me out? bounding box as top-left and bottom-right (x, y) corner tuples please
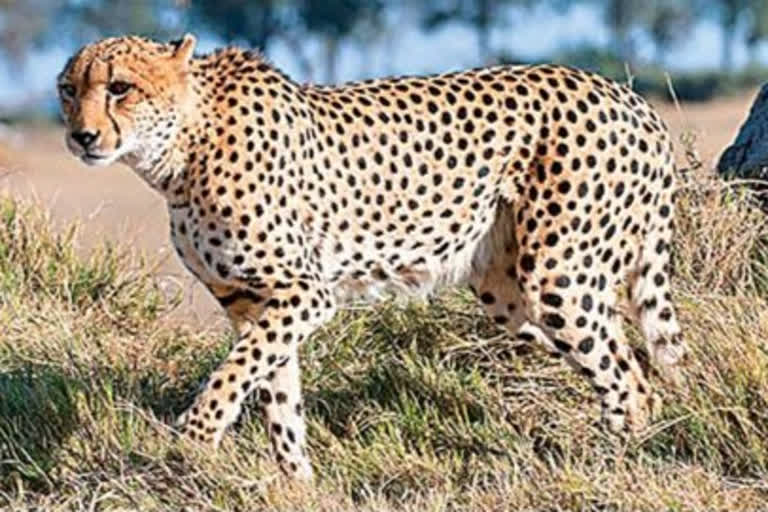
(1, 161), (768, 511)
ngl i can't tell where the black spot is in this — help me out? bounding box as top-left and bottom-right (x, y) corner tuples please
(480, 292), (496, 305)
(543, 313), (566, 329)
(578, 337), (594, 354)
(520, 254), (535, 272)
(542, 293), (563, 308)
(553, 338), (572, 352)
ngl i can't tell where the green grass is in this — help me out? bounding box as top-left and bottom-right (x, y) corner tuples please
(1, 168), (768, 510)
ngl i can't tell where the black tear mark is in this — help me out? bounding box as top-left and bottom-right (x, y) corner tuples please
(105, 61), (122, 150)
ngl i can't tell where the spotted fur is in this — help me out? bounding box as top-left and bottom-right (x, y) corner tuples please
(57, 34), (685, 479)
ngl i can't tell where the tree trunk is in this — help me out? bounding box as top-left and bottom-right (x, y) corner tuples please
(747, 41), (760, 65)
(477, 0), (493, 64)
(616, 28), (636, 65)
(654, 42), (666, 68)
(722, 24), (735, 70)
(323, 36), (339, 84)
(254, 1), (274, 53)
(280, 33), (314, 82)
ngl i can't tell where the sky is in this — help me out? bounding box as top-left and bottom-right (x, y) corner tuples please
(0, 3), (761, 114)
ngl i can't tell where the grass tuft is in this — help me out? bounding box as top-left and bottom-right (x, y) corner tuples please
(1, 163), (768, 510)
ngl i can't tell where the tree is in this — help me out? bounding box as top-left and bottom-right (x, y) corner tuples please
(299, 0), (383, 83)
(645, 0), (697, 67)
(571, 0), (664, 65)
(579, 0), (700, 67)
(297, 0), (383, 83)
(188, 0), (291, 54)
(187, 0), (382, 83)
(59, 0), (183, 44)
(745, 0), (768, 63)
(0, 0), (64, 66)
(599, 0), (647, 64)
(714, 0), (747, 70)
(419, 0), (533, 65)
(710, 0), (768, 69)
(187, 0), (320, 79)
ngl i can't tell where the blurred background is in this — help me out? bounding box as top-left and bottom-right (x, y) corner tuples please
(0, 0), (764, 319)
(2, 0), (768, 118)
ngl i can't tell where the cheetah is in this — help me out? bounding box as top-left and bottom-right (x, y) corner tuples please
(57, 34), (685, 480)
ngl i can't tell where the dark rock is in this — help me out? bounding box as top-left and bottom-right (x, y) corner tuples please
(718, 84), (768, 181)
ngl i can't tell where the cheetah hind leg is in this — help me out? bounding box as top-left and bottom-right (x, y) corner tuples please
(530, 287), (658, 434)
(471, 260), (570, 357)
(471, 259), (656, 433)
(628, 230), (686, 386)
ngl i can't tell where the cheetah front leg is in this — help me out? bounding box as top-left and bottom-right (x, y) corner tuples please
(177, 283), (336, 480)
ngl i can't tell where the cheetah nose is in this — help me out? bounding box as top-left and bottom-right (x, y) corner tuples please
(71, 130), (100, 149)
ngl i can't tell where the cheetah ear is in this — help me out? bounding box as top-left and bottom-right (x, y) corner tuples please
(171, 33), (197, 67)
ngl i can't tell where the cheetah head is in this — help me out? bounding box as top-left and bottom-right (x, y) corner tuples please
(56, 34), (197, 168)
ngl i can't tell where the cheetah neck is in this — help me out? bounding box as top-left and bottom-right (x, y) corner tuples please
(124, 136), (193, 204)
(122, 75), (207, 205)
(124, 49), (299, 207)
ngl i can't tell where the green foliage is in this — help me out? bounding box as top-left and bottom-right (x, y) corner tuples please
(577, 0), (768, 70)
(186, 0), (385, 82)
(4, 0), (768, 76)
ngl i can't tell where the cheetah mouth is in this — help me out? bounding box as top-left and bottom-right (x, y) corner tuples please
(65, 139), (113, 166)
(81, 153), (106, 163)
(80, 152), (116, 166)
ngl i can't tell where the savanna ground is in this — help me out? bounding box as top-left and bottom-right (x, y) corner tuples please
(1, 91), (768, 511)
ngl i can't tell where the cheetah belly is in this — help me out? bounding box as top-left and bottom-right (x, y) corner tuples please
(316, 205), (502, 304)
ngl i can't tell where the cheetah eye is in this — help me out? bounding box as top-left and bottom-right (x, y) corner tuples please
(107, 81), (133, 96)
(58, 83), (76, 100)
